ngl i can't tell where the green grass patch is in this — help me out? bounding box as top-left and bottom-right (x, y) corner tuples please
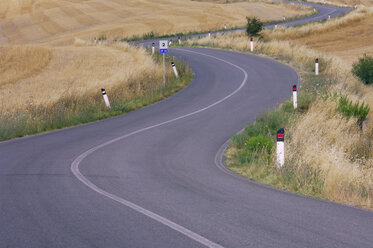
(227, 93), (324, 198)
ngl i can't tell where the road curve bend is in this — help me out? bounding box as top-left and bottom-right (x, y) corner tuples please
(1, 3), (372, 248)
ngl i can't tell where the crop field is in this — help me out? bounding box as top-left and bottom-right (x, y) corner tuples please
(264, 7), (373, 65)
(0, 0), (311, 46)
(307, 0), (373, 7)
(0, 42), (162, 111)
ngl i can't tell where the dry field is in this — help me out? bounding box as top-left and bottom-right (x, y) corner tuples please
(264, 7), (373, 65)
(0, 41), (162, 111)
(0, 0), (311, 46)
(307, 0), (373, 7)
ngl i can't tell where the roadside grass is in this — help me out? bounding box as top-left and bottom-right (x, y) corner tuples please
(0, 45), (193, 140)
(181, 14), (373, 208)
(226, 97), (325, 198)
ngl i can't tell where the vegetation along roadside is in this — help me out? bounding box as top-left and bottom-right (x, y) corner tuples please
(0, 41), (193, 141)
(179, 6), (373, 209)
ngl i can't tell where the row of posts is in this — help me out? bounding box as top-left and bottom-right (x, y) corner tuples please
(98, 32), (321, 170)
(277, 84), (297, 168)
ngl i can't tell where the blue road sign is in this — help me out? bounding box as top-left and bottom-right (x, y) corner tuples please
(160, 49), (168, 53)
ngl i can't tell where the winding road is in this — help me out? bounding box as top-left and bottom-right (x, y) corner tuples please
(1, 2), (372, 248)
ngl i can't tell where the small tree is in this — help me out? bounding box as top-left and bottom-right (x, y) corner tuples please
(352, 54), (373, 85)
(246, 17), (263, 37)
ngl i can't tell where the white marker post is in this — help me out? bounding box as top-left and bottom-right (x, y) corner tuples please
(178, 36), (181, 45)
(275, 25), (278, 29)
(224, 24), (227, 30)
(94, 37), (97, 45)
(250, 37), (254, 52)
(292, 84), (298, 109)
(315, 58), (319, 75)
(276, 128), (285, 168)
(159, 40), (169, 88)
(283, 16), (286, 21)
(208, 32), (211, 38)
(171, 62), (179, 78)
(169, 39), (172, 46)
(152, 42), (155, 55)
(328, 15), (331, 20)
(101, 88), (111, 108)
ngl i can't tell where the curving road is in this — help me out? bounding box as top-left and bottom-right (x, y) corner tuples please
(1, 2), (372, 248)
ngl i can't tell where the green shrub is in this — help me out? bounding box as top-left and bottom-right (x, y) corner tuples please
(352, 54), (373, 85)
(337, 95), (370, 126)
(246, 17), (263, 37)
(245, 135), (273, 154)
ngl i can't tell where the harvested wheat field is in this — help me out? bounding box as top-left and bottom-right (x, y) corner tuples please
(308, 0), (373, 7)
(0, 0), (311, 46)
(0, 42), (162, 111)
(264, 7), (373, 65)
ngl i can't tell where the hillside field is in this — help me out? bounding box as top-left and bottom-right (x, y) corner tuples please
(0, 0), (310, 46)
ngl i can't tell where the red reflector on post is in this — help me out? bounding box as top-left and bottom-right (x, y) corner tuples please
(277, 128), (285, 142)
(315, 58), (319, 63)
(293, 85), (297, 91)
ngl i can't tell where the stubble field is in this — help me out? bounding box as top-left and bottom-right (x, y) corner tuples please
(0, 0), (310, 46)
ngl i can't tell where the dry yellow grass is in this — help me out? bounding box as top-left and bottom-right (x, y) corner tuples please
(0, 42), (162, 111)
(0, 0), (311, 46)
(0, 45), (51, 87)
(287, 100), (373, 207)
(307, 0), (373, 7)
(263, 7), (373, 65)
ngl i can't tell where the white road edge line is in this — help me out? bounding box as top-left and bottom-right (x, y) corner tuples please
(71, 47), (248, 248)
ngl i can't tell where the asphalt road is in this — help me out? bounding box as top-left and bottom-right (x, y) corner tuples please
(1, 2), (371, 248)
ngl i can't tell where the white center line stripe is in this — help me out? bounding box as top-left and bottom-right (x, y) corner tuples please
(71, 48), (248, 248)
